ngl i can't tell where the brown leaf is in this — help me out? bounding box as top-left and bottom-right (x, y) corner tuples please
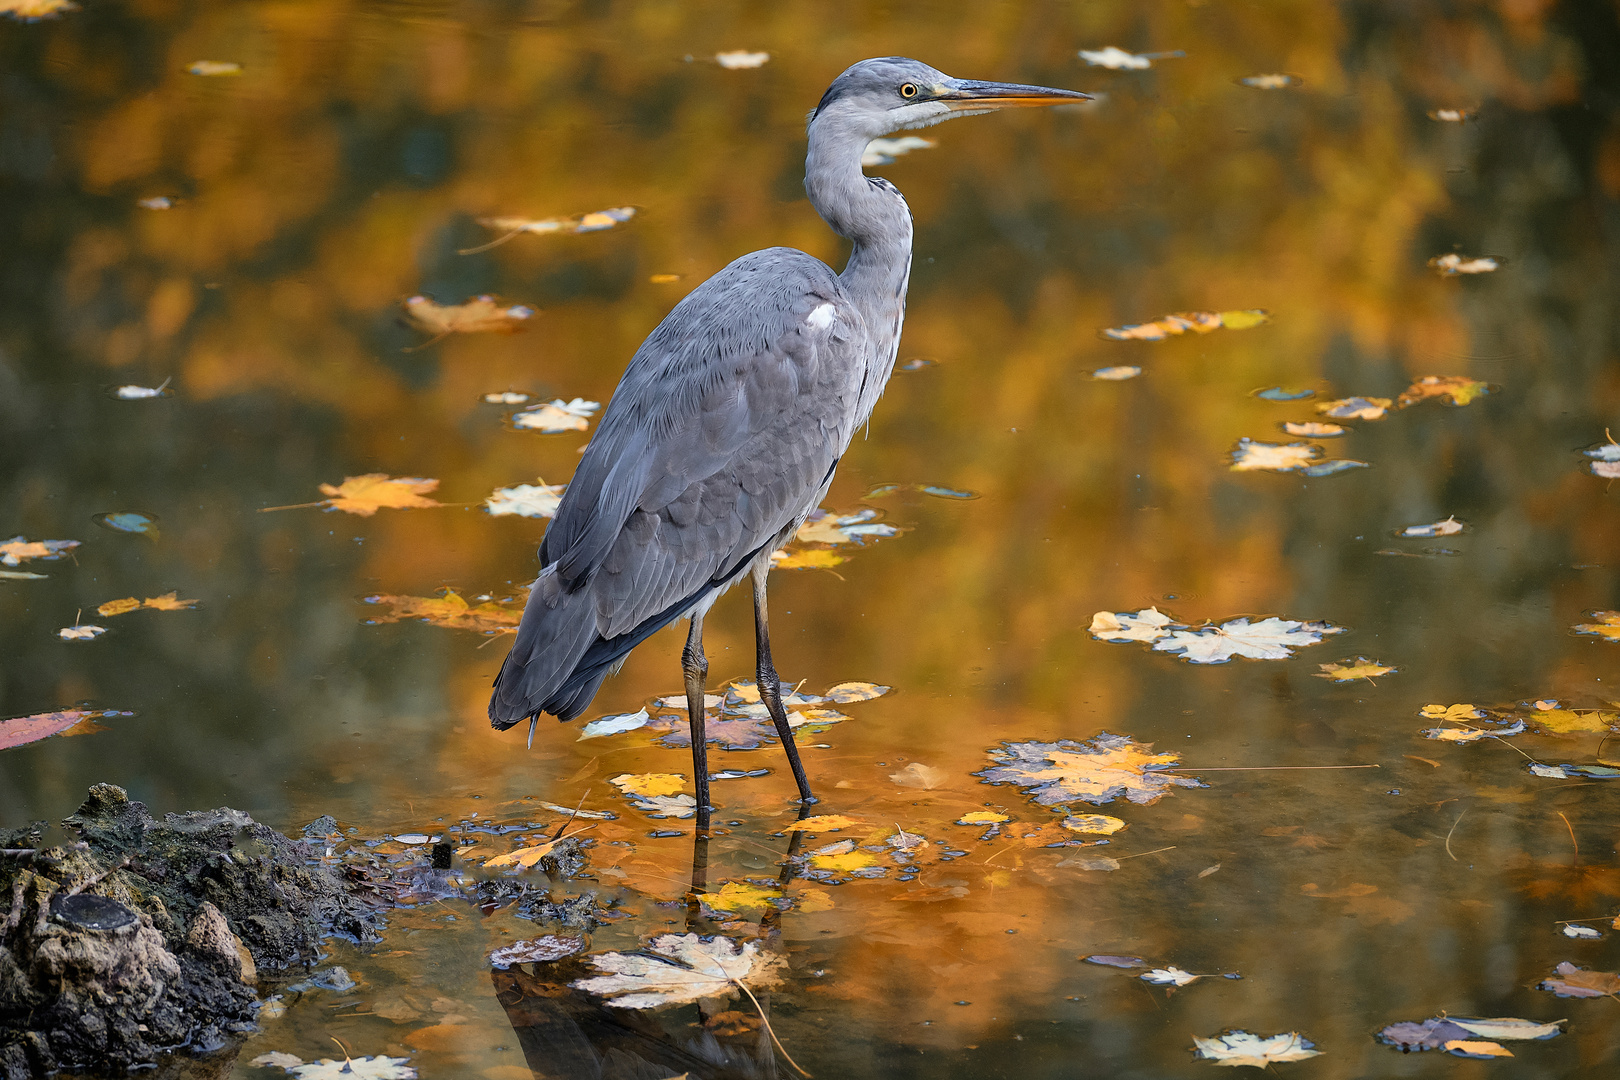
(1540, 961), (1620, 998)
(362, 589), (521, 635)
(0, 708), (126, 751)
(403, 295), (533, 336)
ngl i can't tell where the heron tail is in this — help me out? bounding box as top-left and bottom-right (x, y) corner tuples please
(488, 566), (600, 729)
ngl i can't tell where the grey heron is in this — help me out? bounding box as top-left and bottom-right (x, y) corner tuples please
(489, 57), (1088, 824)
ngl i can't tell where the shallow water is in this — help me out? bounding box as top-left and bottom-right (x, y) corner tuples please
(3, 0), (1619, 1076)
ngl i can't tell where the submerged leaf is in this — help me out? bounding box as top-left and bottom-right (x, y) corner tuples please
(1193, 1030), (1320, 1065)
(784, 814), (864, 832)
(770, 548), (847, 570)
(489, 936), (583, 969)
(956, 811), (1009, 826)
(889, 762), (948, 789)
(403, 295), (533, 337)
(700, 881), (782, 915)
(573, 933), (786, 1009)
(611, 773), (687, 798)
(1237, 74), (1302, 89)
(362, 590), (521, 635)
(1429, 253), (1498, 275)
(93, 511), (159, 537)
(1103, 309), (1268, 341)
(978, 732), (1205, 807)
(1062, 814), (1127, 835)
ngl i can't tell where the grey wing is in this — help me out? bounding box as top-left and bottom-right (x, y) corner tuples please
(489, 248), (869, 724)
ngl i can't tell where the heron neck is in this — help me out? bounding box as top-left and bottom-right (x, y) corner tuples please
(805, 123), (913, 422)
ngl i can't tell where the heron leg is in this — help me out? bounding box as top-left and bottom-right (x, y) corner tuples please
(752, 562), (817, 805)
(682, 612), (712, 830)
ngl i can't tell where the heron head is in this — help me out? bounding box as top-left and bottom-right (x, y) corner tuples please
(809, 57), (1090, 140)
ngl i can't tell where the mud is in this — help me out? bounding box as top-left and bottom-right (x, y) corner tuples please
(0, 785), (387, 1077)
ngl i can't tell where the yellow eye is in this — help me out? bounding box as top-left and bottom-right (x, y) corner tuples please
(899, 83), (918, 99)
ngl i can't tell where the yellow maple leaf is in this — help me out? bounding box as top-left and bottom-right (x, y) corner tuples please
(315, 474), (441, 516)
(1420, 703), (1482, 722)
(1529, 709), (1616, 734)
(701, 881), (781, 914)
(1574, 612), (1620, 641)
(783, 815), (863, 832)
(980, 734), (1201, 807)
(1315, 658), (1395, 682)
(770, 548), (846, 570)
(1101, 310), (1268, 341)
(809, 850), (880, 872)
(610, 773), (687, 798)
(795, 887), (835, 913)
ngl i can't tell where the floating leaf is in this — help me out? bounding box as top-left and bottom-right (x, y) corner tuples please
(573, 933), (785, 1009)
(252, 1052), (417, 1079)
(0, 707), (129, 750)
(1574, 612), (1620, 642)
(483, 839), (571, 869)
(1565, 924), (1602, 939)
(1254, 387), (1315, 401)
(1584, 437), (1620, 463)
(1378, 1017), (1474, 1051)
(296, 475), (442, 516)
(978, 732), (1205, 807)
(188, 60), (242, 76)
(714, 50), (770, 69)
(1142, 967), (1200, 986)
(649, 274), (681, 284)
(1152, 616), (1345, 664)
(889, 762), (948, 789)
(1444, 1040), (1512, 1059)
(1317, 396), (1391, 420)
(1301, 459), (1368, 477)
(1449, 1017), (1563, 1042)
(136, 197), (174, 210)
(956, 811), (1009, 826)
(862, 136), (936, 167)
(1103, 309), (1269, 341)
(464, 207), (636, 253)
(483, 391), (530, 404)
(630, 794), (697, 818)
(770, 548), (846, 570)
(784, 815), (863, 832)
(918, 484), (979, 500)
(0, 536), (80, 566)
(403, 295), (533, 338)
(1238, 73), (1302, 89)
(1079, 46), (1184, 70)
(1539, 961), (1620, 998)
(1429, 108), (1477, 122)
(114, 378), (172, 399)
(362, 589), (521, 635)
(1397, 375), (1491, 407)
(611, 773), (687, 798)
(1084, 955), (1147, 968)
(824, 681), (889, 703)
(1229, 439), (1321, 472)
(1062, 814), (1127, 835)
(486, 480), (565, 518)
(1, 0), (79, 21)
(58, 624), (107, 641)
(1429, 254), (1498, 275)
(1091, 365), (1141, 380)
(0, 570), (46, 580)
(793, 509), (901, 546)
(93, 511), (159, 537)
(1525, 706), (1615, 734)
(701, 881), (782, 915)
(1423, 719), (1524, 742)
(1400, 516), (1464, 538)
(578, 709), (650, 740)
(489, 936), (583, 969)
(96, 592), (199, 617)
(1193, 1030), (1321, 1066)
(1315, 657), (1395, 682)
(1425, 703), (1484, 721)
(1282, 421), (1345, 437)
(1090, 607), (1182, 643)
(513, 399), (599, 433)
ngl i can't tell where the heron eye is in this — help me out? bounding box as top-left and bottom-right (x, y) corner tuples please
(899, 82), (918, 99)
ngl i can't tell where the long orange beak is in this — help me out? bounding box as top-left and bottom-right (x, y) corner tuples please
(934, 78), (1092, 111)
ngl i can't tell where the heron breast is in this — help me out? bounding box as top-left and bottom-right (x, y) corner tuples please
(805, 302), (837, 330)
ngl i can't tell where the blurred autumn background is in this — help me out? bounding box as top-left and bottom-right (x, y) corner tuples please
(3, 0), (1620, 1075)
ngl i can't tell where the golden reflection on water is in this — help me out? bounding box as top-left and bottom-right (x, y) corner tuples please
(3, 0), (1620, 1076)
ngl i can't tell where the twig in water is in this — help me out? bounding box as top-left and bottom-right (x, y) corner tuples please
(1559, 812), (1580, 862)
(1445, 810), (1467, 861)
(1115, 846), (1177, 861)
(551, 790), (592, 840)
(725, 971), (812, 1077)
